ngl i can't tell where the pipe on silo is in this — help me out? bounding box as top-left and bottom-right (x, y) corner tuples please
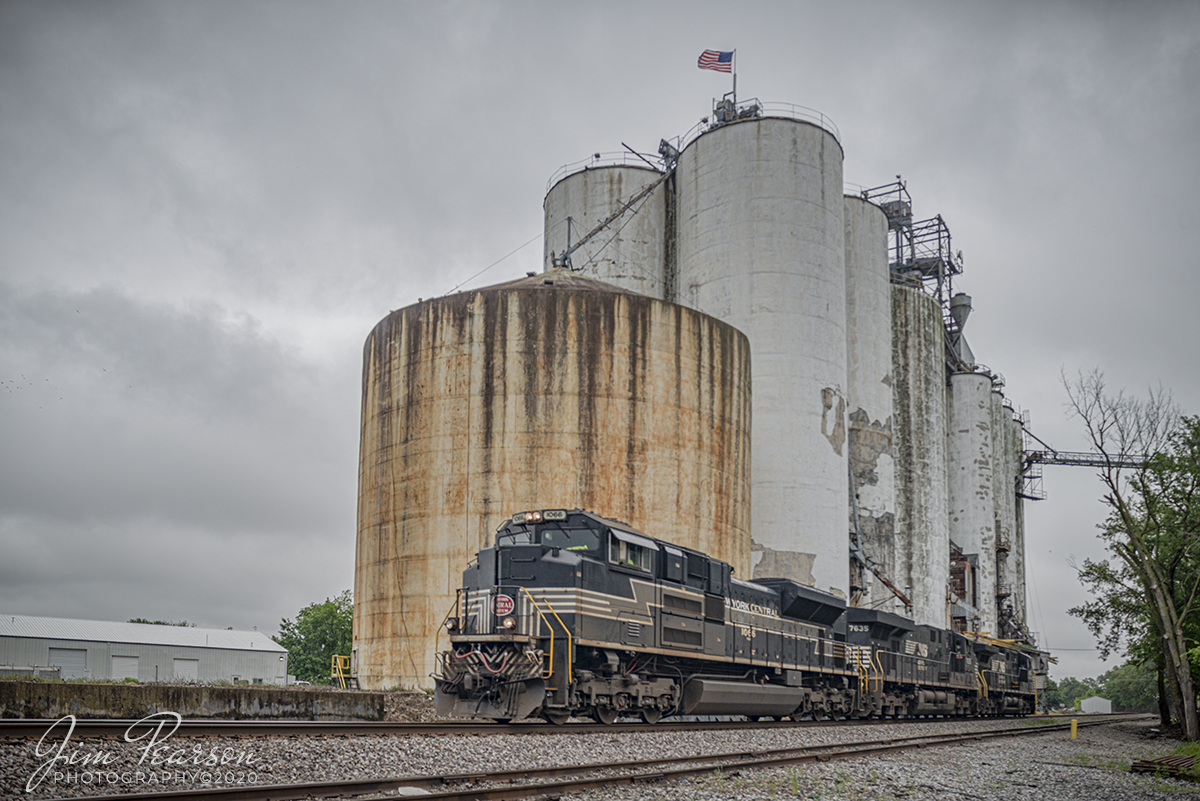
(947, 371), (997, 634)
(844, 196), (896, 611)
(891, 285), (949, 627)
(675, 116), (848, 598)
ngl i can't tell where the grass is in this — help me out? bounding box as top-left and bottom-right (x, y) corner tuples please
(1169, 741), (1200, 782)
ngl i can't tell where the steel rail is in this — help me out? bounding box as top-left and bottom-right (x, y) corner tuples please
(0, 712), (1141, 740)
(40, 715), (1147, 801)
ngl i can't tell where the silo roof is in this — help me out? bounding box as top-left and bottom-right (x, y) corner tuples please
(0, 613), (286, 653)
(472, 267), (643, 295)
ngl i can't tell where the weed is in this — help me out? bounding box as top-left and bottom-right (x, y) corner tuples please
(1151, 779), (1200, 794)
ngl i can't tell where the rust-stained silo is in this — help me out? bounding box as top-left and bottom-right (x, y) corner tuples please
(354, 270), (752, 689)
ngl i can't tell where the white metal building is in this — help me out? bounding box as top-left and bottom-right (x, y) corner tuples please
(1081, 696), (1113, 714)
(0, 615), (288, 684)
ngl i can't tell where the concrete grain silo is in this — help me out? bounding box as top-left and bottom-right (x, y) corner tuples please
(674, 115), (848, 598)
(354, 270), (752, 689)
(1009, 415), (1028, 629)
(844, 196), (896, 611)
(947, 371), (997, 634)
(989, 390), (1017, 634)
(543, 165), (669, 298)
(891, 284), (950, 627)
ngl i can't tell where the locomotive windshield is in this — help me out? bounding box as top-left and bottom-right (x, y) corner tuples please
(496, 528), (534, 546)
(542, 526), (602, 552)
(496, 522), (602, 554)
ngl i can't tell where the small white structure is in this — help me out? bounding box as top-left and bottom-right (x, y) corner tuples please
(1081, 695), (1112, 714)
(0, 614), (288, 684)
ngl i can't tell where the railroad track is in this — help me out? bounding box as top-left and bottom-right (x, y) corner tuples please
(41, 716), (1137, 801)
(0, 712), (1144, 739)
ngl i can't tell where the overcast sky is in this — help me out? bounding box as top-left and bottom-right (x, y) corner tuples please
(2, 1), (1197, 681)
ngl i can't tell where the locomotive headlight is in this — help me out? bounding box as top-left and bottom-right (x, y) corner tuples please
(445, 619), (458, 632)
(502, 617), (517, 630)
(524, 511), (543, 523)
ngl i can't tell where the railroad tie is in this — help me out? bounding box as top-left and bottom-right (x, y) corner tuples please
(1130, 754), (1197, 778)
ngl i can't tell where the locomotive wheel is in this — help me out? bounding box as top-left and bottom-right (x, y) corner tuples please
(542, 711), (571, 726)
(592, 705), (619, 725)
(640, 707), (662, 724)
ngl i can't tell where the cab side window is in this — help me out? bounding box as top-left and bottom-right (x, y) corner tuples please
(609, 539), (651, 572)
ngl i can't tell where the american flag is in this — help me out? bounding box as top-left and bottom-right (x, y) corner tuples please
(697, 50), (734, 73)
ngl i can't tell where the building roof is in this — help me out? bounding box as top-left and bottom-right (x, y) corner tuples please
(0, 614), (286, 653)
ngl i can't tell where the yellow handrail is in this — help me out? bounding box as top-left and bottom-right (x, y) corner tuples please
(976, 668), (989, 699)
(519, 587), (573, 684)
(871, 649), (885, 693)
(331, 654), (351, 689)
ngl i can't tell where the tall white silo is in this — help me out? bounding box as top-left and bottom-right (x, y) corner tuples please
(543, 165), (668, 298)
(891, 284), (949, 627)
(947, 371), (997, 634)
(675, 115), (848, 597)
(844, 196), (897, 611)
(990, 390), (1017, 634)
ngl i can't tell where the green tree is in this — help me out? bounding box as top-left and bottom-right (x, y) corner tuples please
(1098, 660), (1159, 712)
(272, 590), (352, 684)
(1047, 676), (1101, 710)
(1064, 371), (1200, 740)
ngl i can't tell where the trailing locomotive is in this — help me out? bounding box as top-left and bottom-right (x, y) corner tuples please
(434, 510), (1040, 723)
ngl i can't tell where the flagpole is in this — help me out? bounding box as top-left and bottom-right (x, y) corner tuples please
(732, 50), (737, 103)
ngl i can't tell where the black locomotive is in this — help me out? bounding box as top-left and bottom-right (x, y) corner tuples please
(434, 509), (1039, 723)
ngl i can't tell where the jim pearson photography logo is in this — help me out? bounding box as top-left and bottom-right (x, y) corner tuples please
(26, 712), (260, 792)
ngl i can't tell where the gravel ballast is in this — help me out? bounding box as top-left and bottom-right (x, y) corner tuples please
(0, 717), (1192, 800)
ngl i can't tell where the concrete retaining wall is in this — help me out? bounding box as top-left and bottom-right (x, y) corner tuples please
(0, 682), (385, 720)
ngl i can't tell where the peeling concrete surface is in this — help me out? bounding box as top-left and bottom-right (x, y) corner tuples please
(947, 371), (997, 634)
(750, 543), (817, 588)
(891, 286), (949, 628)
(821, 388), (847, 456)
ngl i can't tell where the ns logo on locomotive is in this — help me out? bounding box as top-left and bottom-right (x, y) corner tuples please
(434, 510), (1039, 724)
